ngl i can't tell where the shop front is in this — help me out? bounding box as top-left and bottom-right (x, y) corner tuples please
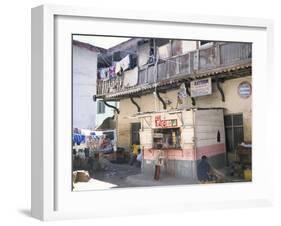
(138, 108), (226, 179)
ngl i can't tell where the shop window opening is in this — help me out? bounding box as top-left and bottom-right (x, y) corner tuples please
(153, 128), (181, 149)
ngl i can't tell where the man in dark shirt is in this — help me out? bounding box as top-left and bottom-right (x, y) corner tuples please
(197, 155), (211, 182)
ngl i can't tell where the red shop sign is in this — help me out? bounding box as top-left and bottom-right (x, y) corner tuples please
(155, 115), (177, 128)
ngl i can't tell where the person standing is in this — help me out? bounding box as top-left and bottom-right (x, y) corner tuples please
(154, 149), (163, 180)
(129, 143), (139, 165)
(136, 149), (142, 168)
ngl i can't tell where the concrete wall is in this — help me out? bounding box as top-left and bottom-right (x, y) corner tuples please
(181, 41), (197, 53)
(195, 109), (226, 160)
(142, 153), (225, 179)
(117, 76), (252, 149)
(142, 159), (197, 179)
(73, 45), (97, 130)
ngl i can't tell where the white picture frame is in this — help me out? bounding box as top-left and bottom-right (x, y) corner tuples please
(31, 4), (274, 221)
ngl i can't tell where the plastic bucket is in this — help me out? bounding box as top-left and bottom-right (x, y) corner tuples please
(244, 169), (252, 181)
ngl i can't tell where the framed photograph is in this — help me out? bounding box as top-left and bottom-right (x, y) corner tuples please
(31, 4), (274, 221)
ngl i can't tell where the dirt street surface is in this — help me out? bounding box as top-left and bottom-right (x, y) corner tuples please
(91, 159), (141, 188)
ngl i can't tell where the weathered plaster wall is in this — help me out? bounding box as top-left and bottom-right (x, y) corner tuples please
(117, 76), (252, 149)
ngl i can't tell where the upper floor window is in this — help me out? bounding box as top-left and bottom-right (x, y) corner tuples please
(97, 101), (105, 114)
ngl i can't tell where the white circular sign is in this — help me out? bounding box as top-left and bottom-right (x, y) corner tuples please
(238, 82), (251, 98)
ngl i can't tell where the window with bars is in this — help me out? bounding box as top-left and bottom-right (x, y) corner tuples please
(224, 114), (244, 152)
(97, 101), (105, 114)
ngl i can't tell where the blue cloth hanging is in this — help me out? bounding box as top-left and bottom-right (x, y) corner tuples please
(72, 133), (86, 145)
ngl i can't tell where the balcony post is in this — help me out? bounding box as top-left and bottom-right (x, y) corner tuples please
(193, 50), (199, 71)
(216, 43), (221, 66)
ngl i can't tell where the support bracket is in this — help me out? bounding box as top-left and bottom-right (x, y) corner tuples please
(216, 77), (225, 102)
(184, 82), (196, 106)
(130, 96), (141, 113)
(156, 89), (167, 110)
(102, 99), (120, 114)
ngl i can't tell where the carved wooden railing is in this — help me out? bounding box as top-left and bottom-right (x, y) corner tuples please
(97, 42), (251, 96)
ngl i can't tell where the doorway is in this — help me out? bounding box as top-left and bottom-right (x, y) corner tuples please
(131, 123), (141, 145)
(224, 113), (244, 164)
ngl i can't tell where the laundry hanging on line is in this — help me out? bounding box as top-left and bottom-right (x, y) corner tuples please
(115, 62), (122, 76)
(73, 133), (86, 145)
(123, 67), (138, 88)
(119, 55), (131, 71)
(109, 65), (116, 79)
(99, 54), (137, 79)
(98, 68), (109, 80)
(115, 54), (135, 75)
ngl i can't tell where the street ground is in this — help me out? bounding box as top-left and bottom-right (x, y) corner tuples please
(91, 159), (142, 188)
(73, 157), (249, 191)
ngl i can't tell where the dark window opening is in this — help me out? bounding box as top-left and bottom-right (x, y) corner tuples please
(224, 114), (244, 152)
(97, 101), (105, 114)
(217, 130), (221, 143)
(200, 40), (212, 46)
(131, 123), (141, 145)
(112, 51), (122, 61)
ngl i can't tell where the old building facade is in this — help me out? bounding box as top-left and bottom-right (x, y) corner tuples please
(95, 38), (252, 178)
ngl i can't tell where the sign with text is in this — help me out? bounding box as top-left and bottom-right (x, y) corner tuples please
(190, 77), (212, 97)
(155, 115), (177, 128)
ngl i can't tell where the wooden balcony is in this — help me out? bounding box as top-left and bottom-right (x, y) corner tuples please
(97, 42), (252, 99)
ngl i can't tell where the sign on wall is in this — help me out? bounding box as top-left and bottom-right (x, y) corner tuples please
(238, 81), (251, 98)
(190, 77), (212, 97)
(155, 115), (177, 128)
